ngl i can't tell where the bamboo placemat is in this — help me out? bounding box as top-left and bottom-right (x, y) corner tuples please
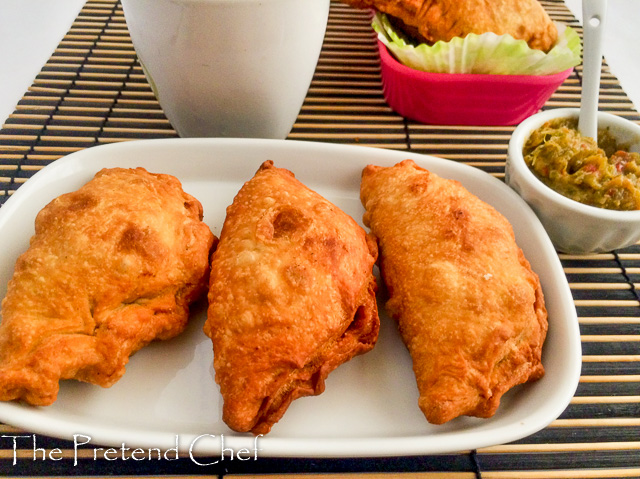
(1, 0), (640, 477)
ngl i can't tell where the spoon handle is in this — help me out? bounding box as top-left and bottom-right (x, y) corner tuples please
(578, 0), (607, 140)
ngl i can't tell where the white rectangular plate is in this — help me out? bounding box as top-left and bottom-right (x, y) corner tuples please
(0, 138), (581, 457)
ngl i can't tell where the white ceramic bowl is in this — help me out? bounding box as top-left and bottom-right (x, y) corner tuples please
(506, 107), (640, 254)
(120, 0), (329, 139)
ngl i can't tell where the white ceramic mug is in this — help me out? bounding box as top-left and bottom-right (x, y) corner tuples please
(121, 0), (330, 139)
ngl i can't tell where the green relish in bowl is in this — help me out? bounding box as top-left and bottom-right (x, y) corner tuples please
(523, 117), (640, 211)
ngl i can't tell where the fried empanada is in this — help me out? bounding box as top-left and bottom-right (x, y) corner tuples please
(360, 160), (547, 424)
(205, 160), (379, 435)
(0, 167), (215, 406)
(342, 0), (557, 52)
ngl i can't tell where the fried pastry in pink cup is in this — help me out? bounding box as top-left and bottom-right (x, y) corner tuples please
(372, 12), (581, 125)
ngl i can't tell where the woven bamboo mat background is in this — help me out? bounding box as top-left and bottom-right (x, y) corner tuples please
(1, 0), (640, 477)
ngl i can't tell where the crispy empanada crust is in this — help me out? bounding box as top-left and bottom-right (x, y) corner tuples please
(360, 160), (547, 424)
(205, 160), (379, 435)
(0, 167), (215, 406)
(342, 0), (557, 52)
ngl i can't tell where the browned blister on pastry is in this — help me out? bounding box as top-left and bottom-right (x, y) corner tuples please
(360, 160), (547, 424)
(342, 0), (557, 52)
(0, 167), (216, 406)
(205, 160), (379, 435)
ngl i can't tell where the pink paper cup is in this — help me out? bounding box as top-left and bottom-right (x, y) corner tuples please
(378, 41), (573, 126)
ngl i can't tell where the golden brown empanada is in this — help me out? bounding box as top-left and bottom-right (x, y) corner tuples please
(0, 167), (215, 406)
(341, 0), (557, 52)
(360, 160), (547, 424)
(205, 160), (379, 435)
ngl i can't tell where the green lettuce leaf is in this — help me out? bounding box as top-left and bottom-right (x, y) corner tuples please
(372, 12), (582, 75)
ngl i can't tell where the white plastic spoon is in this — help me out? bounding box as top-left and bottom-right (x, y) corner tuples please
(578, 0), (608, 139)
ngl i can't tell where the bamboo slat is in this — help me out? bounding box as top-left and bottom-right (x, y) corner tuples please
(481, 469), (640, 479)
